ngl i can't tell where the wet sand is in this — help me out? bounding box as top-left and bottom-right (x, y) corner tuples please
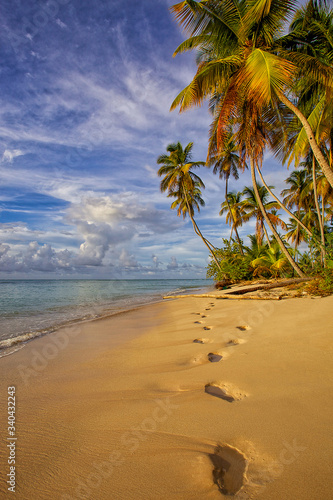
(0, 294), (332, 499)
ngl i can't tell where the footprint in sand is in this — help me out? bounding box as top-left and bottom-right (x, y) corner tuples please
(209, 444), (247, 496)
(236, 325), (251, 331)
(205, 382), (246, 402)
(201, 314), (207, 318)
(205, 308), (211, 311)
(193, 338), (209, 344)
(227, 338), (246, 346)
(194, 321), (203, 324)
(207, 352), (223, 363)
(203, 326), (212, 331)
(193, 312), (202, 315)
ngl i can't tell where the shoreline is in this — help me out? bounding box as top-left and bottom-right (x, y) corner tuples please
(0, 293), (332, 499)
(0, 281), (213, 358)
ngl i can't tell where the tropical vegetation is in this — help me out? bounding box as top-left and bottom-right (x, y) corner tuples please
(157, 0), (333, 289)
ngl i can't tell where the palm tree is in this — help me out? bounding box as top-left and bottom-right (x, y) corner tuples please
(250, 242), (291, 278)
(280, 0), (333, 187)
(219, 191), (245, 254)
(211, 134), (245, 253)
(285, 217), (307, 262)
(244, 234), (269, 263)
(170, 0), (333, 188)
(169, 1), (315, 276)
(241, 184), (285, 246)
(157, 141), (222, 271)
(282, 169), (313, 261)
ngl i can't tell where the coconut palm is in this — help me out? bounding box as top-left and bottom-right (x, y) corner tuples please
(285, 217), (307, 262)
(219, 191), (245, 253)
(241, 184), (285, 246)
(282, 168), (313, 260)
(157, 141), (222, 271)
(170, 0), (333, 188)
(211, 134), (245, 253)
(251, 242), (291, 278)
(169, 0), (316, 276)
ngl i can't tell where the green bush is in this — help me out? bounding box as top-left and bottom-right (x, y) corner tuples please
(207, 239), (253, 282)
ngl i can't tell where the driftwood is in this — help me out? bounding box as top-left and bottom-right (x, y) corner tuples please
(224, 277), (313, 295)
(215, 279), (232, 290)
(163, 294), (282, 300)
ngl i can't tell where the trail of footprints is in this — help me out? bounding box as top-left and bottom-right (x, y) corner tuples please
(190, 301), (249, 494)
(192, 301), (249, 401)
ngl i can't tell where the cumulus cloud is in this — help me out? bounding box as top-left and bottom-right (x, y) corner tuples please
(152, 253), (163, 268)
(118, 249), (140, 269)
(167, 256), (178, 270)
(0, 241), (73, 273)
(67, 194), (181, 266)
(0, 194), (187, 274)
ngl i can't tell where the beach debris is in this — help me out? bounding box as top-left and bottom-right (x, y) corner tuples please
(224, 277), (314, 296)
(215, 279), (232, 290)
(164, 294), (283, 300)
(209, 444), (248, 496)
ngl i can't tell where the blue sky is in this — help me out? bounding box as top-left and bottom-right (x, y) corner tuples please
(0, 0), (290, 278)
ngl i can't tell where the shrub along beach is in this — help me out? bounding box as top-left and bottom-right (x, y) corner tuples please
(1, 1), (333, 499)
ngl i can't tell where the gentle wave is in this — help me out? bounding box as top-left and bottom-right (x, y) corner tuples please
(0, 279), (213, 358)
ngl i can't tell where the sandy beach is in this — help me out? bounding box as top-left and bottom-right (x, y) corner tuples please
(0, 292), (332, 499)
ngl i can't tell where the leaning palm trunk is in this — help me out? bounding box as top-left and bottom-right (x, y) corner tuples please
(250, 158), (305, 278)
(312, 157), (326, 267)
(225, 178), (244, 255)
(294, 234), (299, 262)
(256, 163), (313, 239)
(184, 199), (223, 273)
(278, 92), (333, 189)
(262, 222), (271, 248)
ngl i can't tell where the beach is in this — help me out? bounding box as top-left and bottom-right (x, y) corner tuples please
(0, 292), (332, 499)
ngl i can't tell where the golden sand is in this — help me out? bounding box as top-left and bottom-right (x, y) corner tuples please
(0, 294), (332, 499)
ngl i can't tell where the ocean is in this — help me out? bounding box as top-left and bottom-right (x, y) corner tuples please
(0, 279), (212, 357)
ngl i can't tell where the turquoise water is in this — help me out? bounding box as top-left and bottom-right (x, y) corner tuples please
(0, 279), (212, 355)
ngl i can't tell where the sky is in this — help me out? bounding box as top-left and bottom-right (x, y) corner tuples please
(0, 0), (291, 279)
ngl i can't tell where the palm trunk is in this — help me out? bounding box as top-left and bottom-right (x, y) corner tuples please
(278, 92), (333, 189)
(312, 157), (326, 267)
(294, 228), (299, 263)
(225, 178), (244, 255)
(256, 163), (313, 239)
(250, 157), (305, 278)
(184, 198), (223, 273)
(262, 222), (271, 247)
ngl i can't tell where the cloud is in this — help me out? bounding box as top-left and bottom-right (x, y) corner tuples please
(152, 253), (163, 268)
(167, 256), (178, 270)
(0, 241), (73, 273)
(1, 149), (24, 163)
(118, 249), (140, 269)
(66, 195), (182, 266)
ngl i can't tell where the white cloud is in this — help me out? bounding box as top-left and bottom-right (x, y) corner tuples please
(0, 241), (73, 273)
(1, 149), (24, 163)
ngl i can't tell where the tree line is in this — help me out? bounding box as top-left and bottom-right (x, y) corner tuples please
(157, 0), (333, 282)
